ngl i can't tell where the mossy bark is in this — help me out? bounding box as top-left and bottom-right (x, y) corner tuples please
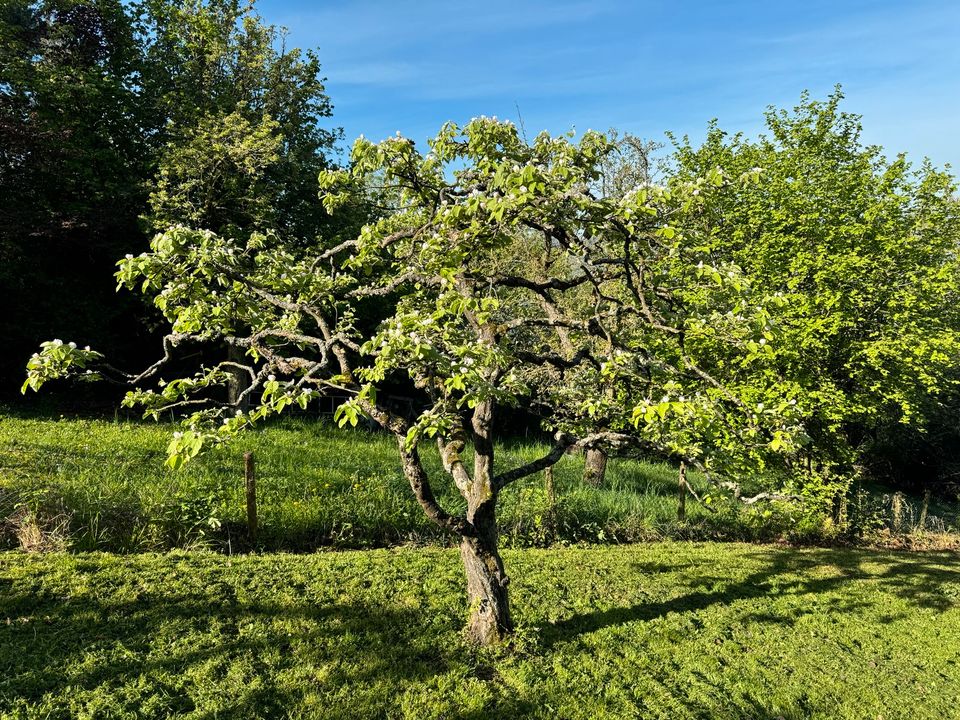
(460, 503), (512, 645)
(583, 447), (608, 486)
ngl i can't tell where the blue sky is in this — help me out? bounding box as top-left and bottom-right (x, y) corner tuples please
(258, 0), (960, 168)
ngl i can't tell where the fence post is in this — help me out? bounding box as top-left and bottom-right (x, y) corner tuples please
(544, 465), (557, 540)
(244, 451), (257, 543)
(918, 488), (931, 531)
(678, 461), (687, 523)
(891, 491), (904, 534)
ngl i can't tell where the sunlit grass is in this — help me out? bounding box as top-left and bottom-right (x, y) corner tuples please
(2, 415), (956, 551)
(1, 415), (722, 551)
(1, 543), (958, 719)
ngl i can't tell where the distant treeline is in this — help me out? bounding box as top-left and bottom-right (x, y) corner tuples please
(1, 0), (365, 402)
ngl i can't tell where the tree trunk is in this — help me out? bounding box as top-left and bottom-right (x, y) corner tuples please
(918, 488), (931, 530)
(460, 527), (512, 645)
(460, 392), (512, 645)
(226, 344), (250, 409)
(583, 447), (608, 486)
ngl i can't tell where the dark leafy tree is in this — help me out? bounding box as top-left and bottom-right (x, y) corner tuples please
(0, 0), (152, 396)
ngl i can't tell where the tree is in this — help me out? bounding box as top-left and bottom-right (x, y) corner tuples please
(668, 89), (960, 498)
(139, 0), (342, 244)
(0, 0), (152, 394)
(580, 129), (661, 486)
(2, 0), (352, 397)
(25, 119), (802, 644)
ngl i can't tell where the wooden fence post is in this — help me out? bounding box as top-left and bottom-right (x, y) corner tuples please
(244, 451), (257, 543)
(544, 465), (556, 540)
(678, 461), (687, 523)
(891, 491), (904, 534)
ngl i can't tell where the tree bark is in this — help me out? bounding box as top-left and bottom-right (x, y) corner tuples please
(459, 394), (513, 644)
(583, 447), (608, 486)
(918, 488), (931, 530)
(226, 344), (250, 409)
(460, 514), (512, 645)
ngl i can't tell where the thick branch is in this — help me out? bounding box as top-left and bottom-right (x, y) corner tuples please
(357, 397), (472, 536)
(437, 427), (473, 494)
(494, 431), (576, 489)
(89, 333), (191, 386)
(398, 442), (474, 536)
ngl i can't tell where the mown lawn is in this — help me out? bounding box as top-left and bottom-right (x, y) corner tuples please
(1, 542), (958, 719)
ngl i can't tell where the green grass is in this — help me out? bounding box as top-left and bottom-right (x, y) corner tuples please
(2, 414), (957, 552)
(1, 542), (958, 718)
(0, 415), (786, 552)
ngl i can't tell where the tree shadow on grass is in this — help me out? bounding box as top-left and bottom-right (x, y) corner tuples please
(524, 547), (958, 720)
(539, 547), (960, 648)
(0, 575), (533, 719)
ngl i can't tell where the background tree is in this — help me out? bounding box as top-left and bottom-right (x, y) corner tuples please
(2, 0), (352, 400)
(140, 0), (342, 243)
(0, 0), (152, 394)
(669, 89), (960, 500)
(25, 119), (804, 644)
(580, 129), (661, 486)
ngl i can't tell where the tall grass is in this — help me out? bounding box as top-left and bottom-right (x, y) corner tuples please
(2, 415), (957, 551)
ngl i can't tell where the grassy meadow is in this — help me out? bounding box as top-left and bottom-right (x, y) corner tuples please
(0, 414), (772, 552)
(2, 542), (959, 719)
(3, 414), (957, 553)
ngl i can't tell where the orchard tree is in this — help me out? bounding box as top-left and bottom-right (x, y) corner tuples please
(669, 89), (960, 495)
(25, 119), (803, 644)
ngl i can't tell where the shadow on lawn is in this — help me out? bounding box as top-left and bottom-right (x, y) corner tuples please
(0, 582), (531, 719)
(1, 547), (957, 718)
(539, 547), (960, 647)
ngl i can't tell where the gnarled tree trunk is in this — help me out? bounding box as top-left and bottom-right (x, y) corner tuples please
(460, 504), (512, 645)
(460, 393), (513, 644)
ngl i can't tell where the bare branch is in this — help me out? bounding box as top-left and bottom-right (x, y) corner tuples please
(494, 431), (577, 489)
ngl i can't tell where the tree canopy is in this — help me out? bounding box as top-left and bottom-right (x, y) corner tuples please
(0, 0), (346, 397)
(24, 118), (820, 643)
(670, 90), (960, 493)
